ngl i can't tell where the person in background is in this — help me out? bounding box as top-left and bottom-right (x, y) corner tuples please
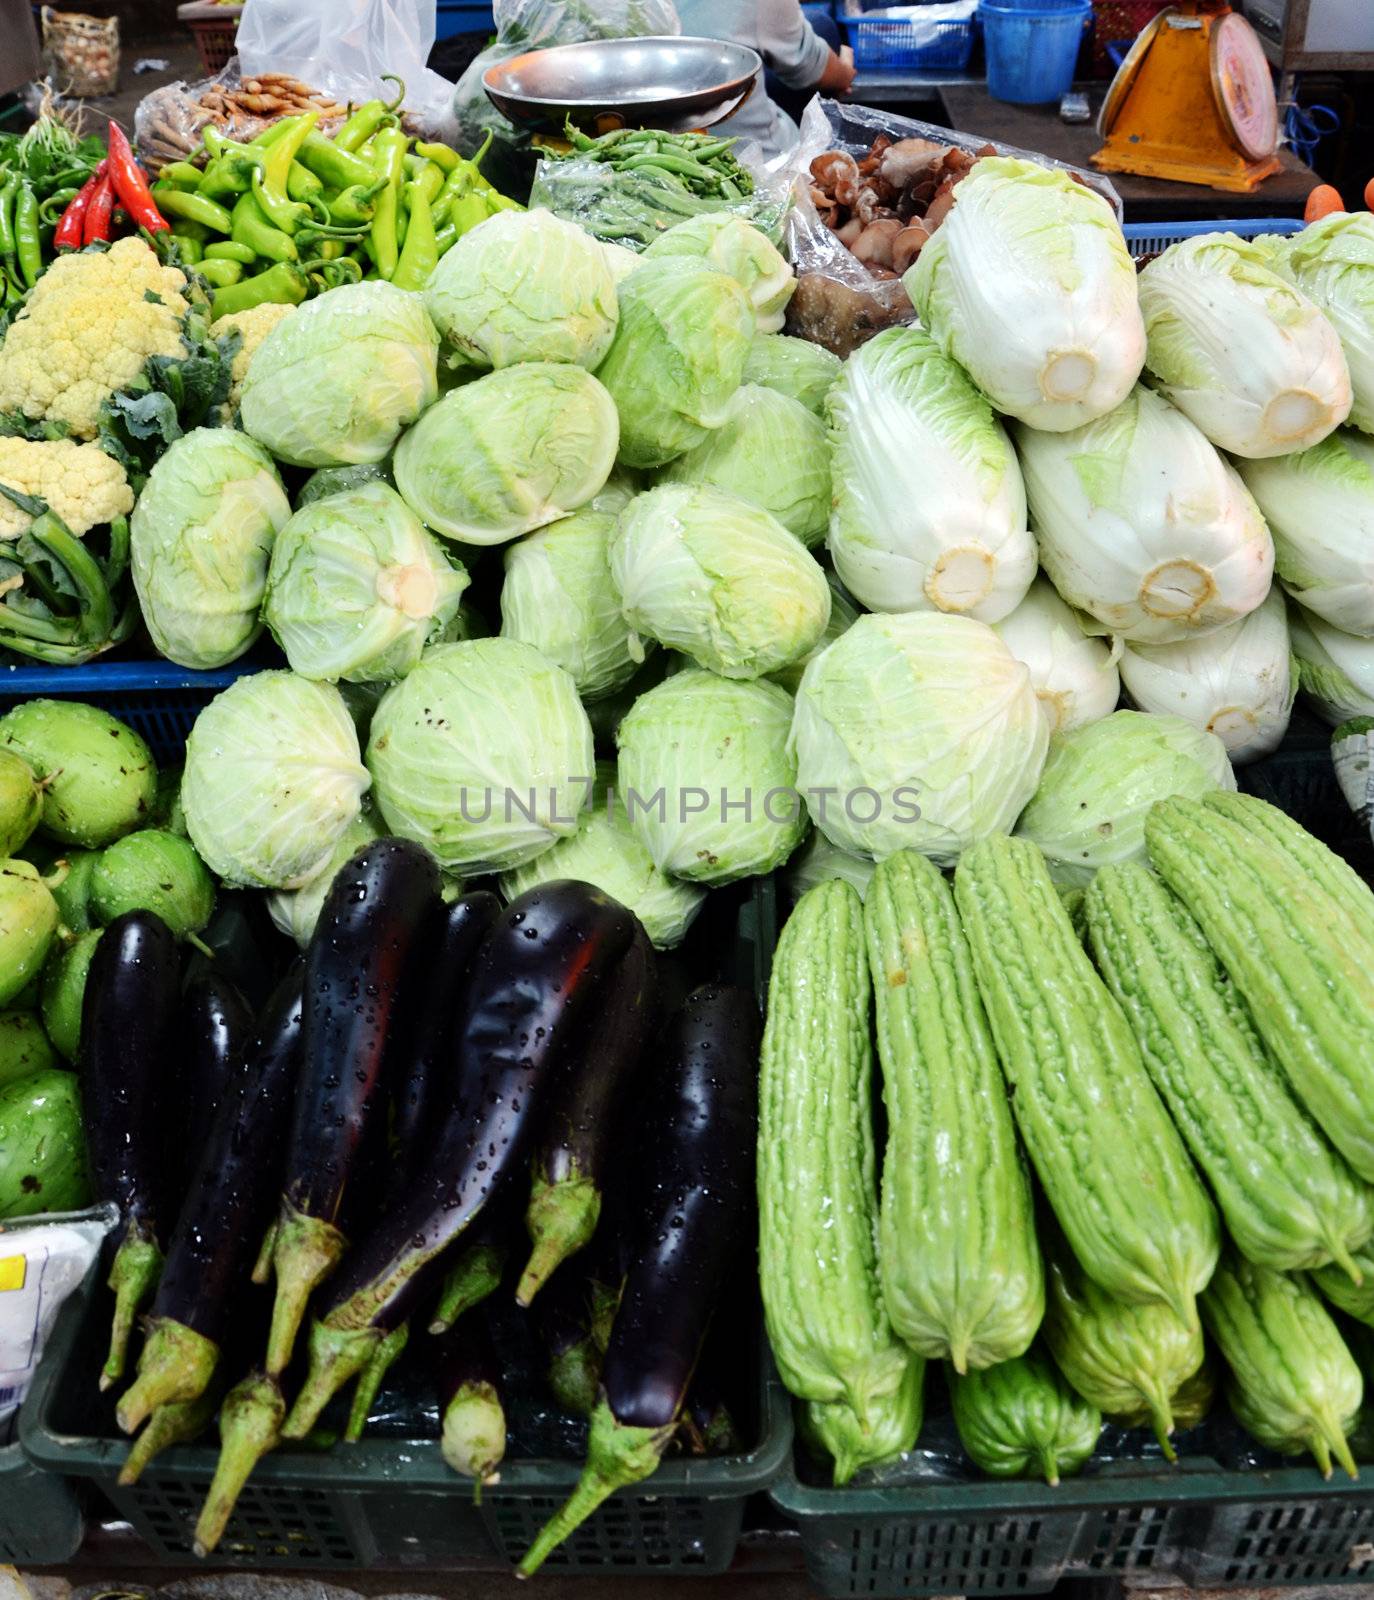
(673, 0), (857, 158)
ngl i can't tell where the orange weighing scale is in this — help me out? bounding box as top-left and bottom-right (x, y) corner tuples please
(1092, 1), (1281, 192)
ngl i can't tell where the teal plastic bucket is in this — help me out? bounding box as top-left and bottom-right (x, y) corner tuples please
(981, 0), (1091, 103)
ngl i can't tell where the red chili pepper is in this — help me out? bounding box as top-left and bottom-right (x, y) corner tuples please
(53, 160), (107, 251)
(105, 119), (169, 234)
(83, 170), (116, 245)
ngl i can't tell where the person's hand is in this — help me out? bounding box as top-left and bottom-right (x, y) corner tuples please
(819, 42), (858, 95)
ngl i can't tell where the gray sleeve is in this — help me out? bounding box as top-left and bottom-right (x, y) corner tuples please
(754, 0), (833, 88)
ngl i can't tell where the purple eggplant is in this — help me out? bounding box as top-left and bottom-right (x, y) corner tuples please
(82, 909), (182, 1389)
(263, 837), (441, 1376)
(519, 983), (759, 1575)
(517, 925), (656, 1307)
(115, 961), (305, 1436)
(281, 880), (638, 1439)
(436, 1311), (506, 1490)
(177, 969), (254, 1200)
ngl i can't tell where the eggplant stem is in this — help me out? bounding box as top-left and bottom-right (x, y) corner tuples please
(429, 1241), (505, 1335)
(517, 1401), (674, 1577)
(517, 1176), (601, 1309)
(250, 1217), (279, 1286)
(101, 1231), (164, 1390)
(119, 1385), (220, 1486)
(280, 1318), (379, 1440)
(343, 1321), (409, 1443)
(264, 1202), (348, 1376)
(441, 1379), (506, 1485)
(547, 1334), (600, 1419)
(116, 1318), (219, 1435)
(193, 1371), (285, 1557)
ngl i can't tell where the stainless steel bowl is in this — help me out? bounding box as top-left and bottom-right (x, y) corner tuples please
(483, 36), (762, 135)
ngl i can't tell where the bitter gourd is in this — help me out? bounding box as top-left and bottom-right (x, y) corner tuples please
(1170, 1362), (1215, 1433)
(1316, 1247), (1374, 1326)
(865, 850), (1043, 1372)
(1041, 1224), (1203, 1460)
(1202, 791), (1374, 953)
(1147, 798), (1374, 1183)
(954, 836), (1219, 1328)
(949, 1345), (1101, 1485)
(758, 879), (916, 1429)
(1086, 860), (1373, 1280)
(1201, 1249), (1362, 1480)
(799, 1357), (926, 1485)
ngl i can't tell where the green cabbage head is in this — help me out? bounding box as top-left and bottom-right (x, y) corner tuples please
(742, 331), (841, 418)
(659, 383), (831, 547)
(131, 427), (291, 669)
(240, 281), (439, 467)
(182, 670), (371, 888)
(424, 208), (619, 370)
(611, 484), (831, 679)
(394, 362), (618, 544)
(499, 762), (705, 949)
(594, 257), (753, 468)
(1015, 709), (1236, 885)
(263, 481), (469, 684)
(366, 638), (593, 873)
(500, 509), (642, 701)
(644, 212), (794, 333)
(790, 611), (1048, 866)
(616, 667), (805, 884)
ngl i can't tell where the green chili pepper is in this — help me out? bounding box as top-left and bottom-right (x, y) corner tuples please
(198, 155), (254, 199)
(171, 229), (204, 264)
(430, 163), (468, 228)
(13, 185), (39, 288)
(250, 118), (295, 147)
(197, 256), (243, 288)
(158, 160), (207, 189)
(38, 185), (79, 226)
(308, 254), (364, 291)
(152, 184), (233, 232)
(433, 220), (456, 255)
(297, 130), (377, 191)
(0, 171), (18, 267)
(411, 161), (445, 207)
(327, 176), (387, 228)
(230, 191), (297, 263)
(204, 238), (256, 264)
(287, 161), (323, 204)
(448, 185), (494, 238)
(391, 181), (438, 291)
(368, 126), (408, 280)
(209, 260), (309, 318)
(334, 99), (392, 154)
(414, 140), (460, 173)
(248, 112), (322, 234)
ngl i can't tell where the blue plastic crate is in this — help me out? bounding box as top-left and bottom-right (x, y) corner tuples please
(840, 2), (978, 70)
(435, 1), (494, 37)
(1122, 216), (1303, 262)
(0, 661), (258, 765)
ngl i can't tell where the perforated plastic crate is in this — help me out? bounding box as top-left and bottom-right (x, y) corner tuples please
(839, 1), (978, 71)
(0, 661), (258, 765)
(1122, 215), (1303, 262)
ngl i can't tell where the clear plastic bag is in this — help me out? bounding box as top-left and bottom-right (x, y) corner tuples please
(452, 0), (682, 188)
(781, 96), (1123, 356)
(234, 0), (459, 136)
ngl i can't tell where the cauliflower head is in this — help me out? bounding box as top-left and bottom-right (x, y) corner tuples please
(211, 300), (298, 421)
(0, 436), (134, 537)
(0, 238), (190, 440)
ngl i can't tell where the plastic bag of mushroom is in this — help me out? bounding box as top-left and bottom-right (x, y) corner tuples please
(782, 96), (1120, 357)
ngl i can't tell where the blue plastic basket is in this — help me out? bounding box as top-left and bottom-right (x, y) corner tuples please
(840, 3), (978, 71)
(981, 0), (1091, 102)
(1122, 216), (1304, 261)
(0, 661), (259, 765)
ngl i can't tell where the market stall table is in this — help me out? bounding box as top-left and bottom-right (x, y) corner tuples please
(937, 82), (1323, 219)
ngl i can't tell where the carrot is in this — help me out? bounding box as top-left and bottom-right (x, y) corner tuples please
(1305, 184), (1346, 223)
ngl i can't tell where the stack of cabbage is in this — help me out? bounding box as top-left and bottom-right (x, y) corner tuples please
(166, 178), (1374, 930)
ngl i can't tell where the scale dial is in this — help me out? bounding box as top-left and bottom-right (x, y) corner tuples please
(1211, 11), (1278, 161)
